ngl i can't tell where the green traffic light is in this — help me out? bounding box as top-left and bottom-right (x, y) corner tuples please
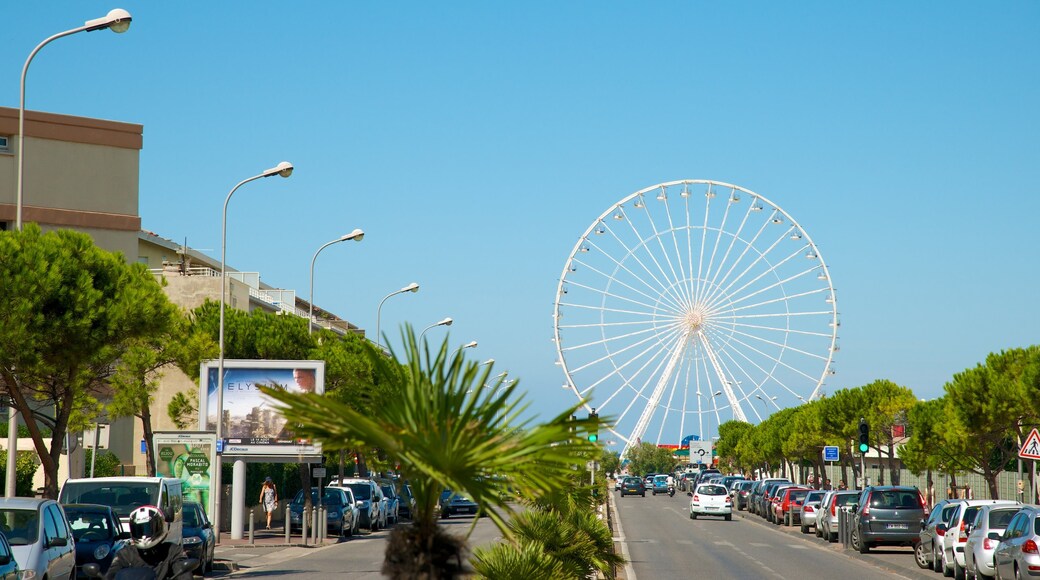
(858, 443), (869, 453)
(589, 434), (598, 443)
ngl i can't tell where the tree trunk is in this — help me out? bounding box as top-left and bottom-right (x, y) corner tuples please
(141, 404), (156, 477)
(299, 463), (312, 510)
(984, 464), (999, 499)
(948, 472), (959, 498)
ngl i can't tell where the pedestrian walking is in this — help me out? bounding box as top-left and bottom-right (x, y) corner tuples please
(259, 476), (278, 530)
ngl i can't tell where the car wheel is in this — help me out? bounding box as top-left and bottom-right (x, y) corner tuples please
(801, 523), (809, 534)
(1015, 563), (1023, 580)
(943, 549), (954, 577)
(785, 513), (791, 527)
(690, 512), (697, 520)
(935, 545), (945, 573)
(955, 560), (966, 580)
(725, 514), (732, 521)
(851, 527), (866, 553)
(915, 542), (931, 569)
(828, 531), (837, 543)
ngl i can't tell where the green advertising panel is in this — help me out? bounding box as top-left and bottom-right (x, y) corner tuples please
(153, 431), (217, 517)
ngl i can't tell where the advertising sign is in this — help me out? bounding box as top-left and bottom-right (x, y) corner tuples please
(198, 359), (325, 460)
(153, 431), (217, 517)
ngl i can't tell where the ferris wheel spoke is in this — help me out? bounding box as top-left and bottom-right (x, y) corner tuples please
(655, 365), (686, 445)
(601, 330), (687, 424)
(566, 321), (683, 375)
(576, 332), (687, 399)
(570, 257), (688, 314)
(718, 310), (835, 321)
(678, 361), (691, 443)
(699, 212), (773, 308)
(559, 319), (672, 330)
(698, 187), (737, 307)
(584, 235), (689, 313)
(630, 196), (694, 311)
(693, 184), (713, 304)
(712, 264), (824, 314)
(713, 324), (830, 362)
(712, 288), (832, 317)
(647, 189), (695, 309)
(697, 334), (748, 422)
(558, 301), (678, 322)
(630, 331), (692, 450)
(562, 278), (686, 317)
(719, 332), (821, 384)
(703, 200), (755, 300)
(702, 228), (797, 310)
(725, 321), (834, 338)
(704, 246), (808, 313)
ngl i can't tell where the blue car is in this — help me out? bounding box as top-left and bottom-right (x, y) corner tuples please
(61, 504), (127, 579)
(181, 502), (215, 575)
(652, 475), (670, 496)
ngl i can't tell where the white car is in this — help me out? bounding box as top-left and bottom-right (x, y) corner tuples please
(689, 483), (732, 521)
(939, 499), (1019, 578)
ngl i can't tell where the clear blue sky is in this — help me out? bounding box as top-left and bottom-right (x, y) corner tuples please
(7, 2), (1039, 446)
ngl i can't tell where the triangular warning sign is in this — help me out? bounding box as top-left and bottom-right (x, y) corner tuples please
(1020, 428), (1040, 460)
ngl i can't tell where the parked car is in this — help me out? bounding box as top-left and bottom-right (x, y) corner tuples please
(0, 498), (76, 580)
(180, 502), (215, 574)
(620, 477), (646, 498)
(750, 479), (790, 517)
(939, 499), (1020, 578)
(289, 487), (360, 536)
(695, 469), (722, 487)
(439, 490), (479, 518)
(398, 484), (416, 521)
(765, 483), (797, 523)
(62, 503), (127, 579)
(651, 475), (670, 496)
(799, 490), (827, 534)
(994, 505), (1040, 580)
(688, 483), (732, 521)
(916, 498), (965, 571)
(849, 486), (926, 554)
(818, 490), (861, 542)
(378, 482), (401, 525)
(734, 480), (756, 511)
(329, 479), (384, 531)
(964, 503), (1020, 580)
(59, 477), (184, 546)
(721, 476), (746, 492)
(773, 487), (811, 527)
(0, 533), (18, 580)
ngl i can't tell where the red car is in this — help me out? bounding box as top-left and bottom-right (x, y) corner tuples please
(773, 487), (812, 526)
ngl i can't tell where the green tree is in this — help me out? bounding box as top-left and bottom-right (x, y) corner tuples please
(716, 420), (754, 473)
(943, 348), (1036, 498)
(263, 326), (600, 579)
(624, 442), (677, 476)
(599, 448), (621, 478)
(108, 308), (185, 477)
(859, 379), (917, 484)
(0, 451), (41, 497)
(0, 225), (176, 498)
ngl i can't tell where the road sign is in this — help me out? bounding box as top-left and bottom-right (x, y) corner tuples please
(1020, 428), (1040, 460)
(823, 445), (840, 462)
(313, 467), (327, 478)
(689, 441), (712, 461)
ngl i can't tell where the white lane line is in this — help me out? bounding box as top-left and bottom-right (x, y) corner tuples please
(787, 544), (808, 549)
(748, 542), (772, 548)
(676, 540), (693, 545)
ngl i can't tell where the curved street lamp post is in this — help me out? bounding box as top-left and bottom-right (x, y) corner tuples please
(308, 230), (364, 335)
(375, 283), (419, 350)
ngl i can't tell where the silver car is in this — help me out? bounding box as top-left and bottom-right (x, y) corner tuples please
(799, 490), (827, 534)
(993, 506), (1040, 580)
(817, 490), (860, 542)
(940, 500), (1019, 578)
(964, 504), (1020, 580)
(0, 498), (76, 580)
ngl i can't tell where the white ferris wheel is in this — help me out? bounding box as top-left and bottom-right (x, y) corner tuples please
(553, 180), (838, 459)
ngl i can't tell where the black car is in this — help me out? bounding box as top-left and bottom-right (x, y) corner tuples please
(181, 502), (215, 575)
(620, 476), (646, 497)
(62, 504), (128, 579)
(398, 484), (415, 521)
(439, 490), (479, 518)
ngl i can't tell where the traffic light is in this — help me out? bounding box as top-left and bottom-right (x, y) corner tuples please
(858, 418), (869, 453)
(588, 410), (599, 443)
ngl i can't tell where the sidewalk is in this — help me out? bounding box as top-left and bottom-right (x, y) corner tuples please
(214, 525), (342, 549)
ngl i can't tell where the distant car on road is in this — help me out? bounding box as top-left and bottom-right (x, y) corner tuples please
(439, 490), (479, 518)
(652, 475), (670, 496)
(620, 477), (646, 498)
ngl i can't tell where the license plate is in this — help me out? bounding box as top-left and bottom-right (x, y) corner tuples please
(887, 523), (908, 530)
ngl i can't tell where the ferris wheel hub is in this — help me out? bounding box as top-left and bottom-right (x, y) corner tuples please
(684, 308), (706, 331)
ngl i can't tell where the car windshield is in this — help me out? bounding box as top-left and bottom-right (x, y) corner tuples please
(380, 485), (395, 497)
(0, 508), (39, 545)
(789, 490), (810, 502)
(699, 485), (727, 496)
(59, 482), (159, 519)
(65, 509), (113, 541)
(834, 493), (859, 507)
(868, 490), (920, 509)
(990, 509), (1017, 528)
(183, 506), (202, 527)
(293, 489), (345, 506)
(343, 484), (371, 501)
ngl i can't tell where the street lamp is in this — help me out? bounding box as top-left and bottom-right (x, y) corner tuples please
(419, 317), (453, 344)
(215, 161), (293, 540)
(375, 283), (419, 349)
(453, 341), (478, 356)
(9, 7), (133, 500)
(308, 229), (364, 334)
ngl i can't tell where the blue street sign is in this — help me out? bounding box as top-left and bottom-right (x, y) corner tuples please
(681, 434), (700, 446)
(823, 445), (840, 462)
(216, 439), (224, 454)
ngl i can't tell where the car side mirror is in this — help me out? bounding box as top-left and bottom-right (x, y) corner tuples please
(48, 537), (68, 548)
(936, 523), (947, 534)
(687, 492), (693, 497)
(203, 522), (212, 529)
(165, 511), (175, 524)
(0, 554), (10, 565)
(988, 532), (1001, 541)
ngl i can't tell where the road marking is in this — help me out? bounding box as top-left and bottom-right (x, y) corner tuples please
(748, 542), (772, 547)
(713, 541), (735, 547)
(609, 492), (638, 580)
(676, 539), (693, 545)
(787, 544), (808, 549)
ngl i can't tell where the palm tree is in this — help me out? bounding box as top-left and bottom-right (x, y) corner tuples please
(263, 325), (599, 579)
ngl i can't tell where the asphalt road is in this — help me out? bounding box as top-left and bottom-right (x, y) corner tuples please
(612, 489), (940, 580)
(216, 513), (502, 578)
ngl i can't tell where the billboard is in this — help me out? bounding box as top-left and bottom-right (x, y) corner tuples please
(153, 431), (217, 517)
(198, 359), (324, 460)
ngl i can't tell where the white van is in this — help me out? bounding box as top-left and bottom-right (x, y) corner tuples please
(58, 477), (183, 544)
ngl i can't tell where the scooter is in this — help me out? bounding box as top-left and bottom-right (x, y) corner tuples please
(83, 557), (198, 580)
(668, 485), (675, 497)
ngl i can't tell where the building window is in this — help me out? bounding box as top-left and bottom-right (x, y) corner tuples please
(0, 135), (10, 154)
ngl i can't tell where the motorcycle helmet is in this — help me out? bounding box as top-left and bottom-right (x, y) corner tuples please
(128, 505), (168, 549)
